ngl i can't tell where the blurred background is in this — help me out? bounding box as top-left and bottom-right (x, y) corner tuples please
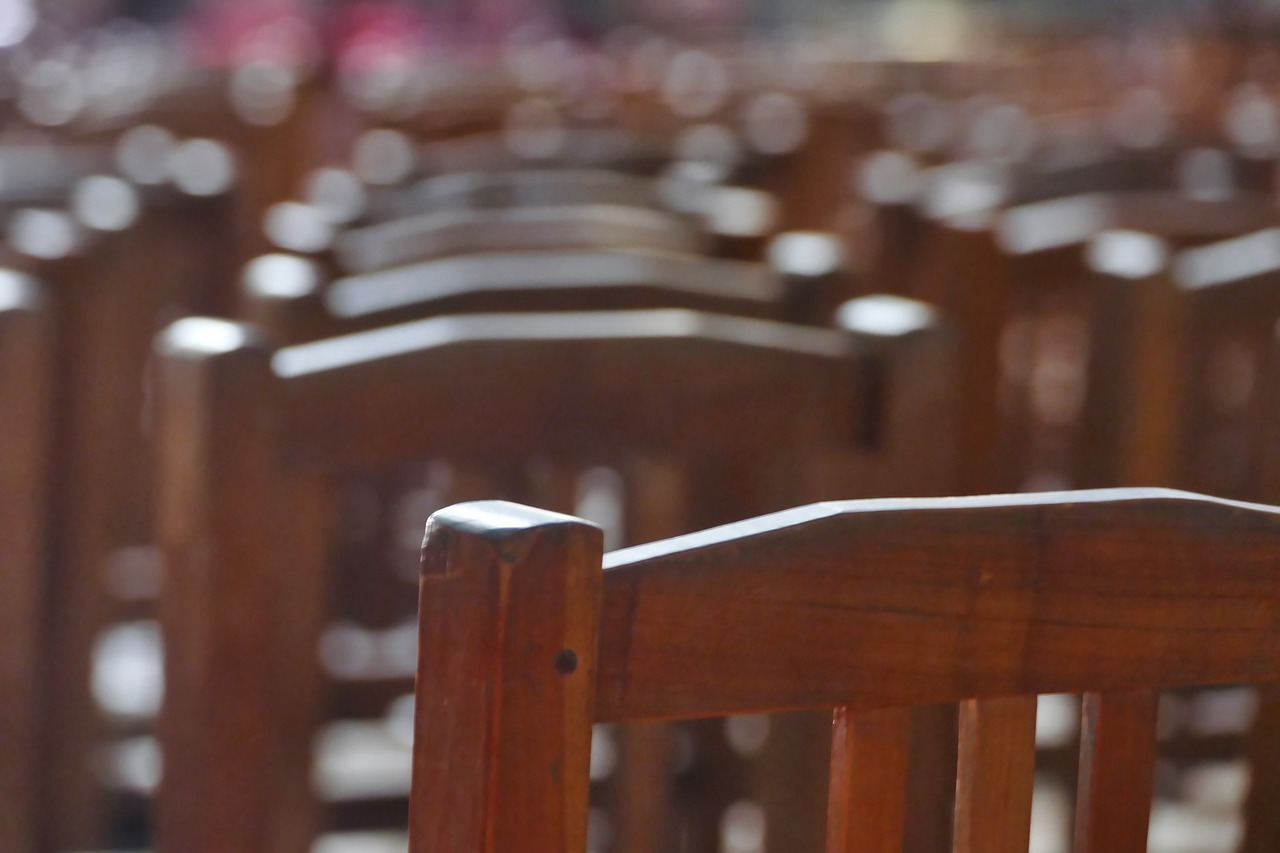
(7, 1), (1280, 853)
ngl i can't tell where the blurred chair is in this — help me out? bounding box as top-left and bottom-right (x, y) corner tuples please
(12, 164), (240, 852)
(239, 240), (849, 344)
(151, 300), (955, 853)
(0, 272), (54, 853)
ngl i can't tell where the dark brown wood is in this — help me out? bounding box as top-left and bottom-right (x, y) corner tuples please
(413, 488), (1280, 852)
(611, 460), (689, 853)
(826, 707), (911, 853)
(594, 489), (1280, 720)
(781, 295), (958, 502)
(156, 305), (934, 853)
(409, 503), (603, 853)
(906, 219), (1011, 493)
(270, 310), (862, 471)
(1073, 690), (1158, 853)
(1075, 250), (1183, 489)
(1243, 685), (1280, 853)
(953, 696), (1037, 853)
(0, 274), (53, 853)
(334, 205), (707, 274)
(152, 320), (323, 853)
(241, 247), (807, 344)
(33, 189), (239, 852)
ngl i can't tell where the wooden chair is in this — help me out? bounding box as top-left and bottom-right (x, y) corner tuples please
(1069, 228), (1280, 851)
(893, 185), (1280, 493)
(369, 169), (688, 218)
(14, 175), (240, 852)
(151, 301), (954, 853)
(329, 203), (708, 274)
(409, 488), (1280, 853)
(240, 240), (849, 344)
(0, 272), (54, 853)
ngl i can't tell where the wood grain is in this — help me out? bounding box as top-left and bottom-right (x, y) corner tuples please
(953, 696), (1037, 853)
(826, 707), (911, 853)
(1073, 690), (1157, 853)
(410, 502), (603, 853)
(595, 489), (1280, 719)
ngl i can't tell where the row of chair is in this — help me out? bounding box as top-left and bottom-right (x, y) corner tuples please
(10, 21), (1280, 853)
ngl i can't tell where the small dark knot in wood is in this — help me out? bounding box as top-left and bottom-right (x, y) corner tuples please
(554, 649), (579, 675)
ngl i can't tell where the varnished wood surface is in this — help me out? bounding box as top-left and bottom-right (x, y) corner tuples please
(270, 309), (862, 470)
(411, 503), (602, 853)
(1073, 690), (1158, 853)
(953, 697), (1037, 853)
(1242, 685), (1280, 853)
(826, 707), (910, 853)
(35, 191), (240, 852)
(0, 274), (53, 853)
(594, 489), (1280, 720)
(155, 303), (955, 853)
(417, 484), (1280, 850)
(152, 327), (308, 853)
(415, 488), (1280, 852)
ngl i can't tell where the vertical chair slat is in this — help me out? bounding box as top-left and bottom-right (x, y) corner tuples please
(1072, 690), (1157, 853)
(410, 502), (603, 853)
(826, 706), (912, 853)
(0, 276), (52, 853)
(1242, 686), (1280, 853)
(614, 722), (677, 853)
(952, 696), (1037, 853)
(614, 459), (686, 853)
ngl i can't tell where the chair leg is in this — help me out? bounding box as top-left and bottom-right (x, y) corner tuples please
(1242, 684), (1280, 853)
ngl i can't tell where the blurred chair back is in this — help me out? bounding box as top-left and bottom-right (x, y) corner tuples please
(151, 302), (956, 853)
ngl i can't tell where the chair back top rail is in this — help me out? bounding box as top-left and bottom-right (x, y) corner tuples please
(424, 488), (1280, 723)
(335, 204), (707, 273)
(159, 308), (880, 470)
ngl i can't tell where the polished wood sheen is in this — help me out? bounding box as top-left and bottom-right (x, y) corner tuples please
(0, 274), (53, 853)
(594, 490), (1280, 719)
(826, 707), (910, 853)
(952, 697), (1036, 853)
(411, 489), (1280, 851)
(1073, 690), (1158, 853)
(410, 503), (603, 853)
(154, 305), (948, 853)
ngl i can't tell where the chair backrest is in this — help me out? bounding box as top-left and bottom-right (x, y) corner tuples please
(16, 173), (240, 853)
(1080, 226), (1280, 498)
(333, 204), (709, 273)
(151, 303), (954, 853)
(409, 488), (1280, 852)
(0, 272), (54, 853)
(892, 185), (1280, 493)
(240, 241), (849, 344)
